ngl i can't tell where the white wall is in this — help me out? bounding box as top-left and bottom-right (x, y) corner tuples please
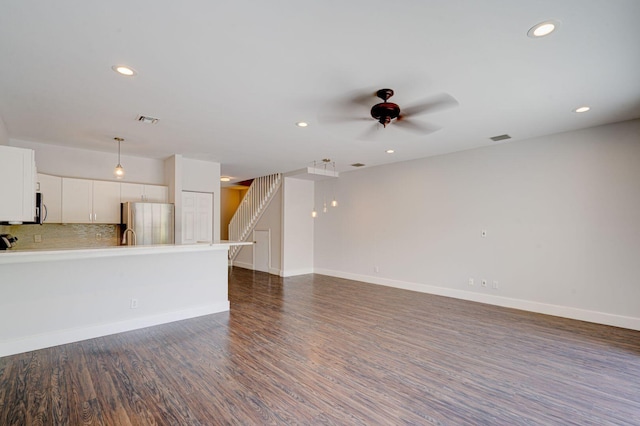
(220, 187), (243, 240)
(314, 119), (640, 330)
(0, 115), (8, 145)
(235, 186), (282, 275)
(11, 138), (165, 184)
(281, 177), (314, 276)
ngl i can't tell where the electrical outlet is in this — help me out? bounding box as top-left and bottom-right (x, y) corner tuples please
(96, 233), (102, 240)
(34, 234), (42, 243)
(374, 266), (379, 273)
(469, 278), (474, 286)
(481, 279), (487, 287)
(492, 281), (499, 290)
(130, 298), (139, 309)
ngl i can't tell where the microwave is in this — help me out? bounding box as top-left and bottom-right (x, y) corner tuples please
(0, 192), (46, 225)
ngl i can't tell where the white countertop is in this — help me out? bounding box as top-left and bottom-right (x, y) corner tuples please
(0, 241), (253, 264)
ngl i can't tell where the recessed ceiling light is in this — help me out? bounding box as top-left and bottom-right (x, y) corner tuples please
(573, 106), (591, 113)
(296, 122), (308, 127)
(527, 20), (560, 38)
(112, 65), (137, 76)
(220, 177), (231, 182)
(385, 149), (395, 154)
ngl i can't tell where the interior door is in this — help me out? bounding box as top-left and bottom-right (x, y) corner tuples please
(253, 229), (270, 273)
(182, 191), (196, 244)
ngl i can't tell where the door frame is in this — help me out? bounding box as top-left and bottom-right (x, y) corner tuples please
(253, 229), (271, 273)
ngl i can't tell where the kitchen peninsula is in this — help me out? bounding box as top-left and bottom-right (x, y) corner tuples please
(0, 242), (251, 357)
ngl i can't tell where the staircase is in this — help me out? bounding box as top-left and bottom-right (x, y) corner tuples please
(228, 173), (282, 261)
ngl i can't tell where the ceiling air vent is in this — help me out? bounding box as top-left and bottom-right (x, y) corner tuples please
(351, 163), (366, 167)
(489, 134), (511, 142)
(137, 115), (159, 124)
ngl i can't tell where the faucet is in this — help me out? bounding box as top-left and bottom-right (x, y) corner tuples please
(122, 228), (137, 246)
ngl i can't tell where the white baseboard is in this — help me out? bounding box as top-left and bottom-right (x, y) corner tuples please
(313, 268), (640, 331)
(232, 261), (282, 277)
(0, 302), (230, 358)
(269, 267), (282, 276)
(280, 268), (314, 277)
(233, 261), (254, 270)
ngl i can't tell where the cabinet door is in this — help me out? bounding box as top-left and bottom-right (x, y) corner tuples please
(181, 191), (213, 244)
(37, 173), (62, 223)
(93, 181), (121, 223)
(182, 191), (197, 244)
(120, 182), (145, 203)
(144, 185), (169, 203)
(62, 178), (93, 223)
(195, 192), (213, 242)
(0, 146), (36, 222)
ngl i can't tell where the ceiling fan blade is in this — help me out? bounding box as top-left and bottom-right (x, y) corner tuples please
(334, 87), (387, 110)
(394, 118), (441, 135)
(319, 114), (371, 125)
(357, 123), (383, 140)
(402, 93), (459, 117)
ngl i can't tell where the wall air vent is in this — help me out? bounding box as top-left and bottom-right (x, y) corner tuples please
(137, 115), (159, 124)
(350, 163), (366, 167)
(490, 134), (511, 142)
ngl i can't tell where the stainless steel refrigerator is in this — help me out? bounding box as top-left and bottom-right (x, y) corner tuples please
(121, 202), (175, 246)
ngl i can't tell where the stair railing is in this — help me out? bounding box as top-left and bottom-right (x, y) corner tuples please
(228, 173), (282, 261)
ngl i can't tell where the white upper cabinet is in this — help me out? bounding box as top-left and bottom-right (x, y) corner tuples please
(143, 184), (169, 203)
(0, 146), (36, 223)
(62, 178), (92, 223)
(93, 180), (121, 223)
(120, 183), (145, 202)
(37, 173), (62, 223)
(120, 183), (168, 203)
(62, 178), (121, 224)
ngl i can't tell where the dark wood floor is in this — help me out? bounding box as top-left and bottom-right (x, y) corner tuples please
(2, 268), (640, 425)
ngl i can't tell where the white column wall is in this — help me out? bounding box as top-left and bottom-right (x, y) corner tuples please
(281, 177), (314, 276)
(313, 119), (640, 330)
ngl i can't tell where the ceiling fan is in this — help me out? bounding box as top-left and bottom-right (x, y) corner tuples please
(369, 88), (458, 135)
(324, 88), (459, 137)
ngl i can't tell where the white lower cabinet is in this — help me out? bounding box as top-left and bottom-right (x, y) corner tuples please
(182, 191), (213, 244)
(62, 178), (120, 224)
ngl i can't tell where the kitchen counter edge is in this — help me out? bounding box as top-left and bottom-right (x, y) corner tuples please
(0, 241), (253, 265)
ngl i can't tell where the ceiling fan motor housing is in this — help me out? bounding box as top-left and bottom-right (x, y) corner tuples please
(371, 102), (401, 126)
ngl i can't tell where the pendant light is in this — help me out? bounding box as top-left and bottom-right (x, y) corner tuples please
(114, 137), (125, 179)
(330, 160), (338, 207)
(309, 158), (339, 218)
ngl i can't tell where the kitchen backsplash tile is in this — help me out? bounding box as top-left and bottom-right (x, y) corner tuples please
(0, 224), (120, 250)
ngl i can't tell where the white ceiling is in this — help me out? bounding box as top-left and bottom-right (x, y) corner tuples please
(1, 1), (639, 182)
